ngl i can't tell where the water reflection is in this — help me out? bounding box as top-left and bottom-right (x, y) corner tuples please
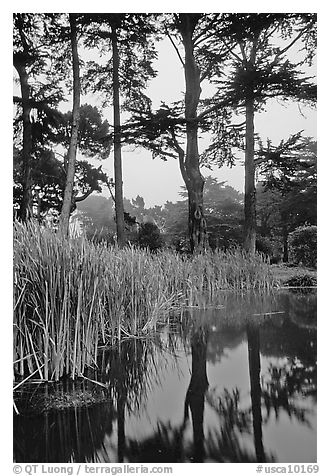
(14, 397), (114, 462)
(14, 290), (317, 463)
(184, 326), (209, 462)
(247, 323), (266, 462)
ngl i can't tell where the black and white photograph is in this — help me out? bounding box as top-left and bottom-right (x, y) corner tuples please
(8, 3), (323, 473)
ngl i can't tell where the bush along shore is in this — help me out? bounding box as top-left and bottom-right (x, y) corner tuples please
(14, 221), (280, 382)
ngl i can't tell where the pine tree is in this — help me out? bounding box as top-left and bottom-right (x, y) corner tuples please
(82, 14), (157, 247)
(202, 13), (316, 253)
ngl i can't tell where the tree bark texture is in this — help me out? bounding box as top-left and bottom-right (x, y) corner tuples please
(244, 99), (257, 253)
(59, 14), (81, 236)
(112, 25), (126, 248)
(178, 14), (207, 253)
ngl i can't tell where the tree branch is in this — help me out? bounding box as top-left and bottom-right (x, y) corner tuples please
(200, 49), (228, 82)
(197, 96), (240, 121)
(74, 188), (94, 203)
(220, 36), (243, 63)
(269, 27), (308, 69)
(238, 41), (247, 63)
(164, 25), (185, 67)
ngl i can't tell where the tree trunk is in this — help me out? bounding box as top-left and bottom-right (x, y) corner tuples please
(244, 99), (257, 253)
(18, 65), (33, 221)
(112, 25), (126, 248)
(281, 212), (289, 262)
(58, 14), (81, 236)
(247, 324), (265, 462)
(185, 135), (207, 255)
(179, 14), (207, 253)
(14, 15), (33, 222)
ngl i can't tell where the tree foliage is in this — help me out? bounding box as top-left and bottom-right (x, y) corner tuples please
(13, 103), (111, 220)
(256, 137), (316, 261)
(13, 13), (316, 252)
(288, 225), (317, 268)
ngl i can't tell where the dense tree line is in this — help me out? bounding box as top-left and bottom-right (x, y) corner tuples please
(13, 13), (316, 255)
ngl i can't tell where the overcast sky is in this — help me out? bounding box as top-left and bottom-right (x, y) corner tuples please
(85, 35), (316, 207)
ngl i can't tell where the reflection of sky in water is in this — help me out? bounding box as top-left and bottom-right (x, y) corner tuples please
(263, 407), (316, 462)
(207, 342), (250, 396)
(126, 352), (191, 439)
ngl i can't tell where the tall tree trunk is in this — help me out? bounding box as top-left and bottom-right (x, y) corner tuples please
(244, 99), (257, 253)
(17, 64), (33, 221)
(58, 14), (80, 236)
(247, 324), (265, 462)
(14, 14), (33, 222)
(179, 14), (207, 253)
(112, 25), (126, 248)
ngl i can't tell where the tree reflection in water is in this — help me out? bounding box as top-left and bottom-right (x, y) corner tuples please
(183, 326), (209, 462)
(206, 388), (265, 462)
(247, 323), (266, 462)
(261, 359), (315, 426)
(125, 323), (209, 463)
(14, 291), (317, 463)
(14, 393), (114, 463)
(125, 322), (269, 463)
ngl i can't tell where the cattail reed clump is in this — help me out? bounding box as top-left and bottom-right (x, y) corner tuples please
(13, 221), (274, 380)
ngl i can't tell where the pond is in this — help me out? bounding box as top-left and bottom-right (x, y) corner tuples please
(14, 290), (317, 463)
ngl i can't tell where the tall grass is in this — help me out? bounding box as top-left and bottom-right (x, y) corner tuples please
(14, 220), (275, 381)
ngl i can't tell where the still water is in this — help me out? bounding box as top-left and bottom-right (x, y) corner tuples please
(14, 290), (317, 463)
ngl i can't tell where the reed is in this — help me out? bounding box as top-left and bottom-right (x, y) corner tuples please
(14, 221), (275, 381)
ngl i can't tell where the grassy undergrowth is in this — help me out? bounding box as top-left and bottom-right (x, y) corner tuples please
(270, 263), (317, 287)
(14, 220), (275, 381)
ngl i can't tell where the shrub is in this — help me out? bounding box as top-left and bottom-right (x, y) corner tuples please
(284, 274), (317, 287)
(256, 236), (273, 256)
(288, 225), (317, 268)
(256, 236), (282, 263)
(137, 222), (163, 252)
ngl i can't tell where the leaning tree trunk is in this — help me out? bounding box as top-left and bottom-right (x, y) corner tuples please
(111, 25), (126, 248)
(179, 14), (207, 253)
(244, 98), (257, 254)
(59, 14), (81, 236)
